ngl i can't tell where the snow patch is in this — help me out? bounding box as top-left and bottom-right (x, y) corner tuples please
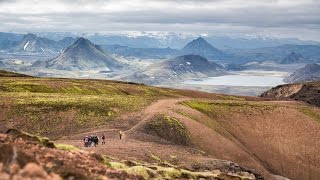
(23, 41), (29, 50)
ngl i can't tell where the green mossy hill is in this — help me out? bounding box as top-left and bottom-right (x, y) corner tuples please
(147, 115), (191, 146)
(0, 77), (181, 138)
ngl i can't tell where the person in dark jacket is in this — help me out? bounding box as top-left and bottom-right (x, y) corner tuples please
(101, 134), (106, 144)
(92, 134), (99, 146)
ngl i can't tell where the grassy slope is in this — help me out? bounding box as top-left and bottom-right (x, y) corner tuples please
(0, 75), (228, 137)
(0, 77), (182, 137)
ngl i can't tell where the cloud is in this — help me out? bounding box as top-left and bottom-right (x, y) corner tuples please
(0, 0), (319, 40)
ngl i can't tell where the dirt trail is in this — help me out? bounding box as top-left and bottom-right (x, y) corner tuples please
(57, 98), (274, 179)
(57, 97), (320, 180)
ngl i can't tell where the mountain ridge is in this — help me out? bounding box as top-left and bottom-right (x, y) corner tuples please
(284, 63), (320, 83)
(123, 54), (225, 85)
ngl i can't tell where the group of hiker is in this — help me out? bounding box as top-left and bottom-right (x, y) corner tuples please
(83, 131), (123, 147)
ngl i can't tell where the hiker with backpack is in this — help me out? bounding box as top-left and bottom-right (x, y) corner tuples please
(92, 134), (99, 146)
(83, 135), (90, 147)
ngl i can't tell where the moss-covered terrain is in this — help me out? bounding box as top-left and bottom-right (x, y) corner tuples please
(107, 159), (255, 180)
(0, 77), (181, 137)
(147, 115), (191, 145)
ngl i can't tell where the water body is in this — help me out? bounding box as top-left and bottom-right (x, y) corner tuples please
(183, 71), (286, 87)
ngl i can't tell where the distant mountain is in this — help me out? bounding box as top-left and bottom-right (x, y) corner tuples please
(284, 63), (320, 83)
(227, 44), (320, 63)
(101, 44), (179, 59)
(0, 32), (24, 50)
(180, 37), (229, 61)
(38, 32), (318, 49)
(8, 33), (76, 53)
(123, 54), (225, 85)
(281, 52), (305, 64)
(44, 38), (123, 71)
(57, 37), (76, 48)
(10, 33), (62, 53)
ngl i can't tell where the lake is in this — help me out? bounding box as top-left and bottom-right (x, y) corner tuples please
(183, 71), (286, 87)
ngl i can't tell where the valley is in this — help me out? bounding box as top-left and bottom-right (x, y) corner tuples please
(0, 32), (319, 180)
(1, 1), (320, 179)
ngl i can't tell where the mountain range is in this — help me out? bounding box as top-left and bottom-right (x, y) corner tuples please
(103, 37), (320, 64)
(1, 32), (320, 65)
(102, 44), (179, 59)
(227, 44), (320, 63)
(33, 32), (320, 49)
(2, 33), (76, 53)
(103, 37), (234, 61)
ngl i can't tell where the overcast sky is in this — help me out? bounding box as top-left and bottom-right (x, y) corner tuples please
(0, 0), (319, 40)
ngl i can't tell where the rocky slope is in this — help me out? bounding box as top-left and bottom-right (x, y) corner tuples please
(260, 81), (320, 107)
(0, 128), (260, 180)
(284, 63), (320, 83)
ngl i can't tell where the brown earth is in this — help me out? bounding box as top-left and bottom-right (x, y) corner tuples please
(0, 129), (141, 180)
(0, 73), (319, 180)
(57, 97), (320, 180)
(0, 129), (260, 180)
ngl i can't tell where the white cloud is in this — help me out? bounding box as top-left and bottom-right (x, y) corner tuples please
(0, 0), (319, 40)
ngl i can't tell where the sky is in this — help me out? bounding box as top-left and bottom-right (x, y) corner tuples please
(0, 0), (319, 41)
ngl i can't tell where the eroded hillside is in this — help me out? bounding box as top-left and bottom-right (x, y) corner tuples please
(260, 81), (320, 107)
